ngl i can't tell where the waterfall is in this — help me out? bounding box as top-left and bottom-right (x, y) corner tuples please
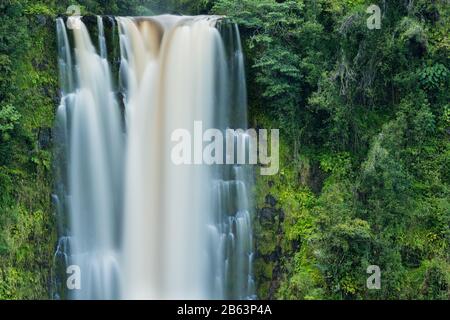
(53, 15), (255, 300)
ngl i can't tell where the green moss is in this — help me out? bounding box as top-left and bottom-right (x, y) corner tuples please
(255, 229), (278, 256)
(256, 279), (271, 300)
(254, 258), (274, 280)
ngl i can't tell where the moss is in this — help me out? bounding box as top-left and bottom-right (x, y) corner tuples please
(255, 227), (278, 256)
(251, 117), (324, 298)
(256, 279), (271, 300)
(254, 258), (274, 280)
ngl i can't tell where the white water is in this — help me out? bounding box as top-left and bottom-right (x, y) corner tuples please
(54, 15), (254, 300)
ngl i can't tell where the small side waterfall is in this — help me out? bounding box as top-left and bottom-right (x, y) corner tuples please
(53, 15), (255, 300)
(54, 16), (124, 299)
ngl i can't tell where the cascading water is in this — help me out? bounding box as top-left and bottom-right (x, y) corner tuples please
(53, 15), (255, 300)
(54, 16), (124, 299)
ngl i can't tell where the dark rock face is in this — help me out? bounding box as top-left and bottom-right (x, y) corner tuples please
(309, 163), (326, 194)
(36, 15), (48, 27)
(265, 194), (277, 207)
(259, 206), (284, 226)
(38, 128), (52, 149)
(278, 209), (285, 222)
(81, 15), (98, 26)
(299, 161), (326, 194)
(291, 239), (300, 252)
(259, 207), (276, 224)
(268, 246), (281, 262)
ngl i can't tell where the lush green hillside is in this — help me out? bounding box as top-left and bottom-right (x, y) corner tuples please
(0, 0), (448, 299)
(211, 0), (449, 299)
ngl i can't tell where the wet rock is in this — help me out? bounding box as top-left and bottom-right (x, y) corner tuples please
(268, 246), (281, 262)
(278, 209), (285, 222)
(265, 194), (277, 207)
(38, 128), (52, 149)
(259, 207), (275, 223)
(291, 240), (301, 252)
(36, 15), (47, 27)
(82, 15), (97, 27)
(299, 160), (326, 194)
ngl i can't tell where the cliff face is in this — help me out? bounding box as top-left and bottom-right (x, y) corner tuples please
(252, 157), (327, 299)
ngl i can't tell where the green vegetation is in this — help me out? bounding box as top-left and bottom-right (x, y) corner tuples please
(0, 0), (58, 299)
(212, 0), (449, 299)
(0, 0), (448, 299)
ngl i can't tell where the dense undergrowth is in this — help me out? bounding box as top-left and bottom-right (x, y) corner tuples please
(211, 0), (449, 299)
